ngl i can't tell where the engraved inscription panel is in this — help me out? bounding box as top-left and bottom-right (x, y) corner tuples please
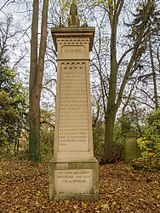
(58, 62), (89, 152)
(60, 45), (86, 59)
(55, 169), (93, 194)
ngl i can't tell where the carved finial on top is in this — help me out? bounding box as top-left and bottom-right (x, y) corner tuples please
(68, 3), (80, 27)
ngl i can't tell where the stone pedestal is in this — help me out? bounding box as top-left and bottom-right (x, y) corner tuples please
(49, 27), (99, 200)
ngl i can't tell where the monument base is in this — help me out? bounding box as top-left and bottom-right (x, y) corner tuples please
(49, 158), (99, 201)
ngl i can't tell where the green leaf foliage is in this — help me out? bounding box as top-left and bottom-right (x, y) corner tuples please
(128, 0), (160, 41)
(40, 110), (55, 162)
(93, 121), (104, 161)
(113, 120), (125, 161)
(136, 108), (160, 170)
(0, 64), (28, 149)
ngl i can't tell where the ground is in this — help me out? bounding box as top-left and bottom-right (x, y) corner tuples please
(0, 159), (160, 213)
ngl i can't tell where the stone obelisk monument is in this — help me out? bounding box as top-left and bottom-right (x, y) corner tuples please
(49, 3), (99, 201)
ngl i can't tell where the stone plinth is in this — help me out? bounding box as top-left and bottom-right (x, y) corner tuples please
(49, 27), (99, 200)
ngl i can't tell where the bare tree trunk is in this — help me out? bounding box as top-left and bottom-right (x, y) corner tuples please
(103, 108), (116, 162)
(102, 0), (122, 163)
(29, 0), (48, 162)
(29, 0), (39, 162)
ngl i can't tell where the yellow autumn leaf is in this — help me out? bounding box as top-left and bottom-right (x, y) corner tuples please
(65, 200), (69, 205)
(102, 203), (110, 210)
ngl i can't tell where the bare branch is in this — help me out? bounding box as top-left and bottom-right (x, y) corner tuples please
(12, 54), (26, 69)
(118, 47), (134, 67)
(139, 88), (155, 103)
(42, 86), (56, 98)
(44, 78), (56, 86)
(0, 0), (15, 11)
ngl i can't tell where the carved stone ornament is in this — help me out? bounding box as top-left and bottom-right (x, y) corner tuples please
(60, 61), (86, 69)
(68, 3), (80, 27)
(57, 37), (90, 46)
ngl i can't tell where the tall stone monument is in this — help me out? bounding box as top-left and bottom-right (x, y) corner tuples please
(49, 3), (99, 201)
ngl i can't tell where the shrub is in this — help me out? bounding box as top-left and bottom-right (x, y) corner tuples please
(0, 66), (27, 149)
(113, 120), (125, 160)
(134, 108), (160, 170)
(93, 121), (104, 161)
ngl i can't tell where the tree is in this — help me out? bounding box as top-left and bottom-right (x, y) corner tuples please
(29, 0), (49, 162)
(0, 50), (27, 151)
(136, 3), (160, 109)
(0, 13), (27, 152)
(0, 67), (27, 148)
(101, 0), (159, 163)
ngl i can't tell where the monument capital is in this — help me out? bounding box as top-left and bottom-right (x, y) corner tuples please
(51, 27), (95, 52)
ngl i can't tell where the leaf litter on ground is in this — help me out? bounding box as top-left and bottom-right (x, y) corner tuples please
(0, 159), (160, 213)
